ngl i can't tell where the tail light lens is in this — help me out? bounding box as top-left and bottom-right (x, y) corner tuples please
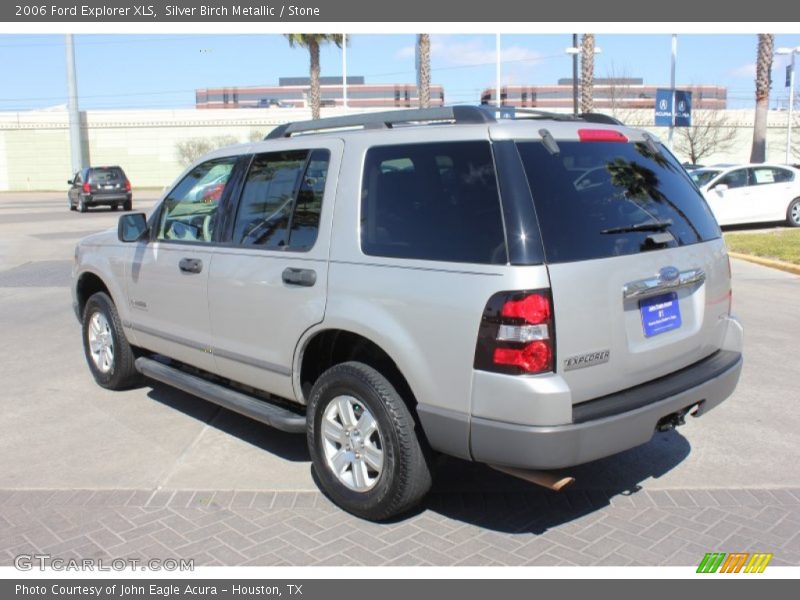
(82, 182), (91, 194)
(474, 289), (555, 375)
(124, 180), (131, 192)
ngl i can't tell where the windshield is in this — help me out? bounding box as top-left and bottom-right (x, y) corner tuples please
(690, 170), (722, 187)
(516, 140), (720, 263)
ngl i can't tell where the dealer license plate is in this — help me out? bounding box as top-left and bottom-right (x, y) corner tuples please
(639, 292), (682, 337)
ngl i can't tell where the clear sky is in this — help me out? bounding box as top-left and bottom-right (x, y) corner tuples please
(2, 33), (800, 111)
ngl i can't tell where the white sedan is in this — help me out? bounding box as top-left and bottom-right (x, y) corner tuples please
(689, 164), (800, 227)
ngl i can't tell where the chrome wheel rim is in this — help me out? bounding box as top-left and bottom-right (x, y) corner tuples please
(791, 202), (800, 225)
(87, 312), (114, 373)
(321, 395), (384, 492)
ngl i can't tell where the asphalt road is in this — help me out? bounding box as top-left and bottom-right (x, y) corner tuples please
(1, 191), (799, 495)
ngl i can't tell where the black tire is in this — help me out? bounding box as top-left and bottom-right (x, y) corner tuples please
(111, 204), (118, 211)
(787, 198), (800, 227)
(307, 361), (432, 521)
(68, 197), (76, 211)
(123, 200), (132, 211)
(81, 292), (142, 390)
(78, 198), (87, 213)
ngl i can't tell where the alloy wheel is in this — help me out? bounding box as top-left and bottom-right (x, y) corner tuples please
(321, 395), (384, 491)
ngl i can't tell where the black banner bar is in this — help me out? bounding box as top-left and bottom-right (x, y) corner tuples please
(2, 579), (798, 600)
(2, 0), (800, 22)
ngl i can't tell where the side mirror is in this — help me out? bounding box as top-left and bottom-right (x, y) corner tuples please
(118, 213), (149, 243)
(67, 179), (73, 185)
(713, 183), (728, 194)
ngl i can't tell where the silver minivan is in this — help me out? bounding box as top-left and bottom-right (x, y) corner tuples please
(72, 107), (743, 520)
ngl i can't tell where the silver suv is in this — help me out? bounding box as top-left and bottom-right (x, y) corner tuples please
(72, 107), (743, 520)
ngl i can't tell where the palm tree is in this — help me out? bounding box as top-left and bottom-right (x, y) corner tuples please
(417, 34), (431, 108)
(750, 34), (774, 163)
(580, 34), (596, 113)
(284, 34), (344, 119)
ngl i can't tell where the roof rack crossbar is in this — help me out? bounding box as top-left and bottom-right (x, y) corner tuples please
(265, 106), (495, 140)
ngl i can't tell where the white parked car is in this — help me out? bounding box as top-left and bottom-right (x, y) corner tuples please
(690, 163), (800, 227)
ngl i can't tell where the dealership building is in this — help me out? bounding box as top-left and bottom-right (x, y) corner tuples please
(196, 76), (446, 109)
(480, 78), (727, 110)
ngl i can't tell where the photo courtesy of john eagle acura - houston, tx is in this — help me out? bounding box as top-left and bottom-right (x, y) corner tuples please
(72, 106), (743, 520)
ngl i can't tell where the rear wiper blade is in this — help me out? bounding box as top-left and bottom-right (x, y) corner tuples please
(600, 220), (673, 234)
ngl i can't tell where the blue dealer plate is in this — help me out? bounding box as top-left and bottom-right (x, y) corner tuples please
(639, 292), (682, 337)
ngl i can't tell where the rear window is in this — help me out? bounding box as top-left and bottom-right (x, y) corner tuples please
(90, 167), (125, 183)
(516, 141), (720, 264)
(361, 141), (507, 264)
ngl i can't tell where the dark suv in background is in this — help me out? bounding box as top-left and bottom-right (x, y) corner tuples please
(68, 166), (132, 213)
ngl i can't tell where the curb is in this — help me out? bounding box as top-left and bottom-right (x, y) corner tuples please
(729, 252), (800, 276)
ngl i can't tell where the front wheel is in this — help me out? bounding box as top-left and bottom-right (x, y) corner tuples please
(787, 198), (800, 227)
(307, 362), (432, 521)
(82, 292), (142, 390)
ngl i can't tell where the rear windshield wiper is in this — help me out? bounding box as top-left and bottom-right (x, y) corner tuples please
(600, 220), (673, 235)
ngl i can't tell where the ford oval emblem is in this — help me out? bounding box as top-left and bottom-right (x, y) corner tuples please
(659, 266), (680, 282)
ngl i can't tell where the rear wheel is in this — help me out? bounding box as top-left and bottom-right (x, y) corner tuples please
(307, 362), (432, 521)
(788, 198), (800, 227)
(123, 200), (132, 211)
(111, 204), (118, 211)
(78, 198), (87, 213)
(82, 292), (142, 390)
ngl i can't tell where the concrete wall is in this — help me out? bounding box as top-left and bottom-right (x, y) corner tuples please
(0, 106), (796, 191)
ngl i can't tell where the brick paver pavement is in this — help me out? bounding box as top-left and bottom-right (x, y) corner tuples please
(2, 488), (799, 567)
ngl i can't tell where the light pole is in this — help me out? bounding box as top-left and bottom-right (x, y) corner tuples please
(65, 34), (83, 175)
(776, 46), (800, 164)
(342, 33), (348, 113)
(567, 34), (579, 115)
(496, 33), (502, 107)
(668, 34), (677, 150)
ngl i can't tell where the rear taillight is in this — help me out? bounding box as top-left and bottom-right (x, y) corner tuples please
(577, 128), (628, 143)
(474, 289), (555, 375)
(82, 182), (91, 194)
(124, 180), (131, 192)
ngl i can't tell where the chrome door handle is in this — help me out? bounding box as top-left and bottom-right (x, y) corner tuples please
(178, 258), (203, 274)
(282, 268), (316, 287)
(623, 268), (705, 300)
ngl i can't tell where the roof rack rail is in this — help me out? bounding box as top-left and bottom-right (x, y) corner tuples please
(265, 106), (495, 139)
(578, 112), (625, 125)
(478, 106), (625, 125)
(497, 107), (578, 121)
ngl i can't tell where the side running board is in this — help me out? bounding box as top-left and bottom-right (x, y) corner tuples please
(135, 357), (306, 434)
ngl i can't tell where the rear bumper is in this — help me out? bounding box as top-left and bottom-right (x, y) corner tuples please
(469, 348), (742, 470)
(82, 192), (131, 204)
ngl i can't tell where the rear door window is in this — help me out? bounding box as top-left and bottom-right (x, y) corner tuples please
(232, 149), (330, 251)
(361, 141), (507, 264)
(718, 168), (749, 189)
(516, 140), (720, 264)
